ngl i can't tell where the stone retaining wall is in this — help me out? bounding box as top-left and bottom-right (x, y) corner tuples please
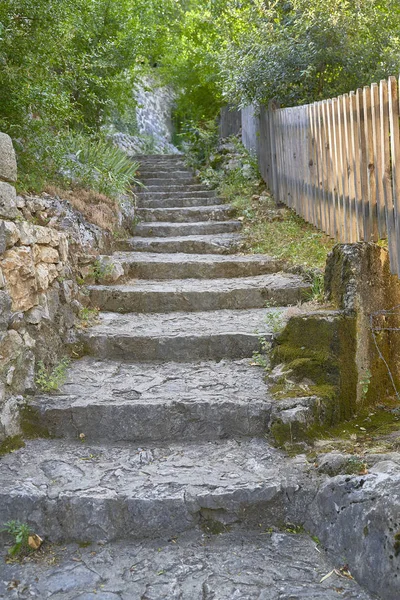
(0, 133), (115, 440)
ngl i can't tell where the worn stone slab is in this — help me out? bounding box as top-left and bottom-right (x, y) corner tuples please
(133, 220), (242, 238)
(116, 233), (241, 254)
(144, 183), (207, 192)
(0, 438), (312, 542)
(138, 190), (217, 200)
(136, 205), (235, 223)
(88, 273), (308, 313)
(137, 195), (225, 208)
(137, 170), (196, 180)
(306, 459), (400, 600)
(0, 530), (374, 600)
(139, 176), (199, 186)
(27, 358), (272, 442)
(107, 251), (284, 280)
(79, 308), (276, 361)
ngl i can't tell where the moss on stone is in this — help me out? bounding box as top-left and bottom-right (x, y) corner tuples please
(0, 435), (25, 456)
(200, 519), (231, 535)
(394, 532), (400, 557)
(20, 405), (51, 439)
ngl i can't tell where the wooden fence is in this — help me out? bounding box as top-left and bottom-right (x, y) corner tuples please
(241, 76), (400, 276)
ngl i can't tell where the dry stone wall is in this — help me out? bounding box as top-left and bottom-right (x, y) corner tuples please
(0, 133), (116, 440)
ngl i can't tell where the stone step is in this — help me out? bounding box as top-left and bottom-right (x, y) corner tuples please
(136, 204), (235, 223)
(0, 438), (310, 543)
(136, 170), (194, 179)
(79, 308), (275, 361)
(133, 220), (242, 238)
(108, 252), (284, 280)
(25, 358), (272, 442)
(138, 176), (199, 186)
(0, 530), (374, 599)
(115, 233), (241, 254)
(138, 190), (216, 200)
(88, 273), (308, 313)
(141, 183), (208, 192)
(137, 195), (225, 208)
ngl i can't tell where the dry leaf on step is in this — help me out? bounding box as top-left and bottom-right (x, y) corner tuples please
(28, 534), (43, 550)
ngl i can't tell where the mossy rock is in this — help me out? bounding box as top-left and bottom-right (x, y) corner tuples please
(19, 405), (51, 439)
(0, 435), (25, 456)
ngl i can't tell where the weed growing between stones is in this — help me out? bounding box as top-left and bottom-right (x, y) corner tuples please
(35, 357), (70, 393)
(78, 307), (101, 329)
(2, 521), (33, 557)
(303, 271), (326, 304)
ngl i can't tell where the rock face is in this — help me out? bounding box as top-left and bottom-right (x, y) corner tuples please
(307, 455), (400, 600)
(113, 76), (180, 155)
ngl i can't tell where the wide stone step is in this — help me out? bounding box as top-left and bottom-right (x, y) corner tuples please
(136, 204), (235, 222)
(139, 177), (199, 187)
(133, 220), (242, 238)
(115, 233), (241, 254)
(0, 438), (310, 543)
(0, 530), (374, 599)
(137, 170), (194, 180)
(79, 308), (275, 361)
(138, 190), (217, 200)
(25, 358), (272, 442)
(141, 183), (208, 192)
(108, 251), (284, 280)
(137, 195), (225, 208)
(88, 273), (308, 313)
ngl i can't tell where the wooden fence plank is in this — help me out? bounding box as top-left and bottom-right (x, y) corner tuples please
(336, 95), (346, 241)
(349, 91), (363, 239)
(371, 82), (386, 239)
(356, 88), (368, 240)
(363, 86), (378, 241)
(308, 104), (317, 227)
(379, 79), (397, 273)
(342, 94), (357, 242)
(388, 76), (400, 275)
(330, 98), (341, 239)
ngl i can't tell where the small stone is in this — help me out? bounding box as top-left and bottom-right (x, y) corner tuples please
(0, 182), (19, 219)
(58, 235), (69, 261)
(36, 263), (50, 291)
(6, 366), (15, 385)
(26, 306), (44, 325)
(33, 245), (60, 264)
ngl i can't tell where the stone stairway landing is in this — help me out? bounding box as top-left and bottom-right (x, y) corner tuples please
(0, 155), (375, 599)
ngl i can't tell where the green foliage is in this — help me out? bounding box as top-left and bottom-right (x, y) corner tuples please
(63, 133), (141, 197)
(0, 0), (179, 193)
(265, 309), (286, 334)
(35, 357), (70, 393)
(2, 520), (32, 556)
(78, 307), (101, 329)
(304, 271), (326, 304)
(181, 120), (219, 168)
(219, 0), (400, 108)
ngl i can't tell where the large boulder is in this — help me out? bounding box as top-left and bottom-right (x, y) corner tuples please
(0, 133), (17, 183)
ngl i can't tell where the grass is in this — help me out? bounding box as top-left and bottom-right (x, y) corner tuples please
(233, 192), (335, 270)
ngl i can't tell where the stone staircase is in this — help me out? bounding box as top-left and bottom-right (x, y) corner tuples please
(0, 155), (374, 599)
